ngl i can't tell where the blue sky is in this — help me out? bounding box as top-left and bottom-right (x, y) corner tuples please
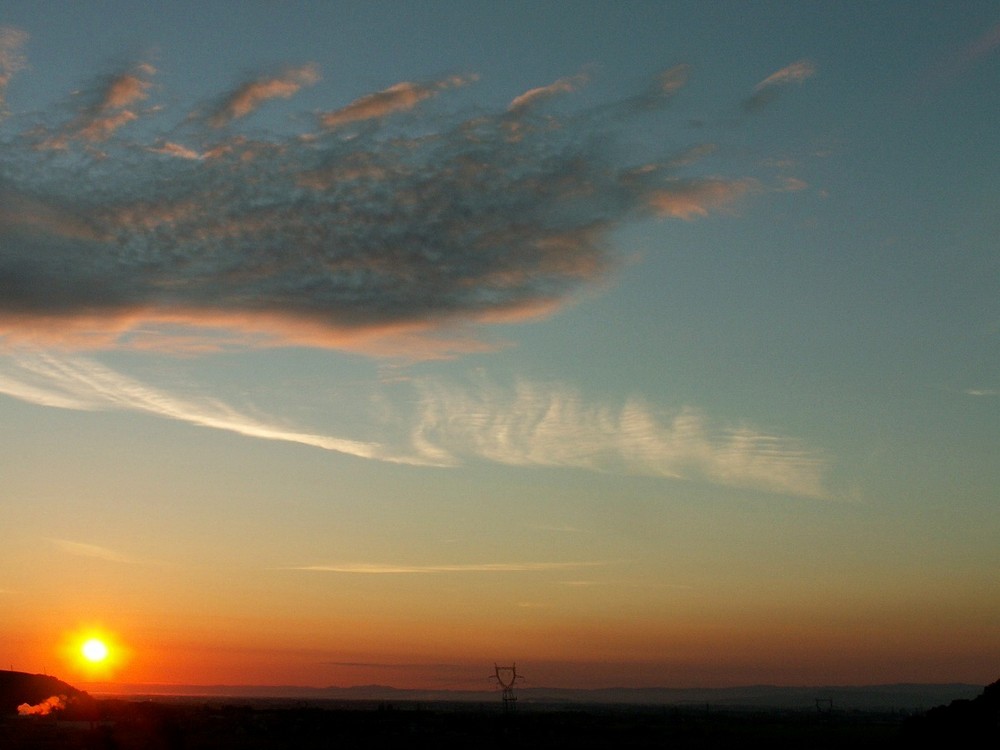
(0, 2), (997, 689)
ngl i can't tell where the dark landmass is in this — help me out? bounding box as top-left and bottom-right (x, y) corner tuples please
(0, 670), (96, 718)
(899, 676), (1000, 743)
(82, 680), (982, 712)
(3, 671), (996, 749)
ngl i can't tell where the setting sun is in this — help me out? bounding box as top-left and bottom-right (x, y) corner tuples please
(59, 628), (129, 680)
(82, 638), (109, 663)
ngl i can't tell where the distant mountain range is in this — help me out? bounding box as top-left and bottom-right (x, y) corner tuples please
(3, 668), (991, 716)
(79, 680), (984, 712)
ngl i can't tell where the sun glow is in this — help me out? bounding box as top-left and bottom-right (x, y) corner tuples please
(61, 627), (129, 679)
(81, 638), (109, 663)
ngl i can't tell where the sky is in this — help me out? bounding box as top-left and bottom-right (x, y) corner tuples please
(0, 1), (997, 692)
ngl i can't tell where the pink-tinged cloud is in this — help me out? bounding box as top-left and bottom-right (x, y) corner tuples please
(149, 140), (203, 160)
(779, 176), (809, 192)
(36, 64), (156, 147)
(0, 26), (28, 108)
(103, 65), (155, 108)
(76, 108), (139, 142)
(743, 59), (816, 112)
(0, 61), (805, 359)
(320, 75), (474, 128)
(208, 64), (320, 127)
(77, 68), (154, 143)
(753, 59), (816, 91)
(508, 72), (587, 112)
(647, 178), (756, 220)
(658, 63), (691, 95)
(916, 22), (1000, 99)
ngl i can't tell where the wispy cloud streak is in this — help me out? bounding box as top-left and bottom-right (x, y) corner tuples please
(320, 75), (473, 129)
(754, 60), (817, 91)
(743, 59), (816, 112)
(0, 355), (828, 496)
(285, 561), (609, 574)
(964, 388), (998, 397)
(0, 353), (388, 461)
(406, 378), (828, 498)
(508, 72), (587, 112)
(48, 538), (135, 564)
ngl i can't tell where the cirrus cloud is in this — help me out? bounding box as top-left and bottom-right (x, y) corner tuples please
(0, 353), (830, 497)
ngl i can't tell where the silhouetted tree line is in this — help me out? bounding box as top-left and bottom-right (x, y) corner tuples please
(4, 671), (998, 748)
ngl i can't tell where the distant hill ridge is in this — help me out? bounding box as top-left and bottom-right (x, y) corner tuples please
(83, 680), (984, 711)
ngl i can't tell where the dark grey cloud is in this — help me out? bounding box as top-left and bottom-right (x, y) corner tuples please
(0, 58), (780, 356)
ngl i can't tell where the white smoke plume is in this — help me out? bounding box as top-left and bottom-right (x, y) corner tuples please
(17, 695), (67, 716)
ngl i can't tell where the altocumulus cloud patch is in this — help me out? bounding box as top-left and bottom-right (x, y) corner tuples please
(0, 37), (797, 357)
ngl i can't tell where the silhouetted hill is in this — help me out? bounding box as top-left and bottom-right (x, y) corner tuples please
(86, 680), (981, 712)
(0, 669), (95, 718)
(4, 678), (995, 749)
(901, 677), (1000, 742)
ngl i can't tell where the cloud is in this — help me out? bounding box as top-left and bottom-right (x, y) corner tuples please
(319, 74), (474, 129)
(325, 661), (468, 671)
(0, 53), (807, 357)
(405, 377), (829, 498)
(622, 63), (693, 114)
(743, 59), (816, 111)
(0, 26), (28, 110)
(207, 64), (319, 127)
(779, 176), (808, 192)
(148, 140), (203, 160)
(657, 63), (691, 95)
(285, 561), (609, 574)
(0, 354), (829, 496)
(508, 72), (587, 112)
(647, 178), (757, 220)
(49, 538), (135, 564)
(36, 63), (157, 148)
(965, 388), (998, 397)
(916, 22), (1000, 99)
(0, 353), (391, 462)
(754, 60), (816, 91)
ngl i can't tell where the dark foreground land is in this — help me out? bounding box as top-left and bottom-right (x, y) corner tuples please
(0, 697), (984, 750)
(3, 674), (997, 749)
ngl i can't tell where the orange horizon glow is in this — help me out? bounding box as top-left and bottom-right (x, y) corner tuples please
(7, 610), (987, 693)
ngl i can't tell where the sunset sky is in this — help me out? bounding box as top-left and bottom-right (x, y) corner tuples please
(1, 2), (998, 692)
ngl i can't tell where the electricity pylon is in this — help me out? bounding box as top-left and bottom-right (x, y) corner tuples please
(491, 663), (521, 713)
